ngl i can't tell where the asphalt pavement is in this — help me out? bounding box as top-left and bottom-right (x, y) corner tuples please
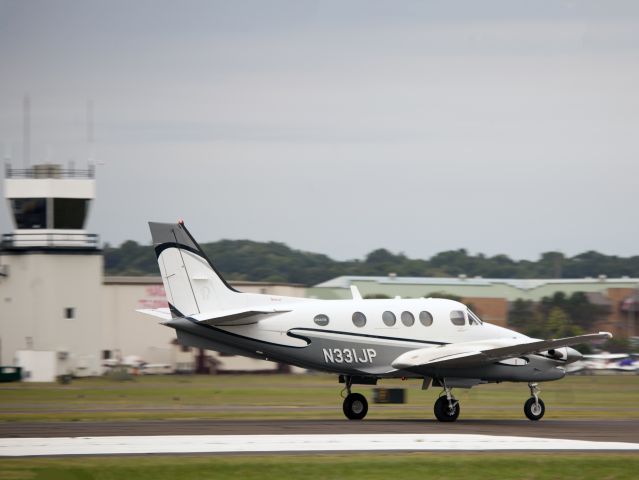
(1, 419), (637, 443)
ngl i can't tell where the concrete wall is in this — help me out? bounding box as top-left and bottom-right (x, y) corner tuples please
(0, 253), (104, 375)
(101, 280), (175, 365)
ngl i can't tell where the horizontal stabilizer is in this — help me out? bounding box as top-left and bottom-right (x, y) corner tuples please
(137, 306), (291, 326)
(137, 308), (172, 321)
(392, 332), (612, 370)
(191, 307), (291, 326)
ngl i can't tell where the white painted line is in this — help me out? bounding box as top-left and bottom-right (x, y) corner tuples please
(1, 434), (639, 456)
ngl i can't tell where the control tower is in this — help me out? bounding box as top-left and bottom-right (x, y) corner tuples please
(3, 163), (97, 250)
(0, 163), (104, 378)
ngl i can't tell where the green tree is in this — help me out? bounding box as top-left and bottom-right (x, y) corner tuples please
(103, 238), (639, 285)
(508, 299), (536, 331)
(539, 292), (607, 331)
(602, 337), (635, 353)
(545, 307), (583, 338)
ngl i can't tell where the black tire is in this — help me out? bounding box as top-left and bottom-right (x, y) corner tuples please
(434, 395), (460, 422)
(524, 397), (545, 421)
(343, 393), (368, 420)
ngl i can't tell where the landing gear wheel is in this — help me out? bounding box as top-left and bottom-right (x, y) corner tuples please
(434, 395), (460, 422)
(524, 397), (545, 421)
(343, 393), (368, 420)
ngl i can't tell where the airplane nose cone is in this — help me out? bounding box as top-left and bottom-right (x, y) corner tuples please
(566, 347), (582, 364)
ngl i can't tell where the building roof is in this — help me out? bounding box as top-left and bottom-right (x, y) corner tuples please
(103, 276), (163, 285)
(103, 276), (305, 288)
(315, 275), (639, 291)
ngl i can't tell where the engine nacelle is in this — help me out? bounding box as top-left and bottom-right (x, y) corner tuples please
(545, 347), (582, 363)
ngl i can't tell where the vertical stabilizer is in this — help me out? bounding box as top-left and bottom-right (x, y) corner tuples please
(149, 221), (240, 316)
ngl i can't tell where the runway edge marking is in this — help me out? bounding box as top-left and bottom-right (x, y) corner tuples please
(2, 434), (639, 456)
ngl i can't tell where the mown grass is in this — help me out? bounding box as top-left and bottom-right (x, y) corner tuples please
(1, 453), (638, 480)
(0, 374), (637, 422)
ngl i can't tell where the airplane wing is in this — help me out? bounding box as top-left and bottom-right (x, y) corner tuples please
(137, 307), (291, 326)
(392, 332), (612, 370)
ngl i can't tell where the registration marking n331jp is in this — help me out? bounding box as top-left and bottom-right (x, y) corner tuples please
(323, 348), (377, 364)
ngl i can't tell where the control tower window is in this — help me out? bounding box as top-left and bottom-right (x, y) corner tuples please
(11, 198), (47, 229)
(53, 199), (89, 229)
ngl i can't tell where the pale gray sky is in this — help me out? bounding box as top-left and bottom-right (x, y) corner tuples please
(1, 0), (638, 260)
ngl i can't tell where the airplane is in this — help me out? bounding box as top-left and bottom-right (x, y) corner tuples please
(139, 221), (612, 422)
(568, 353), (638, 375)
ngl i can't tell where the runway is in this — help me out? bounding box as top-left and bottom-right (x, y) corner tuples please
(1, 419), (637, 443)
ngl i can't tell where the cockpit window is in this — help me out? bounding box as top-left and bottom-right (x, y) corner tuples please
(450, 310), (466, 326)
(467, 309), (483, 326)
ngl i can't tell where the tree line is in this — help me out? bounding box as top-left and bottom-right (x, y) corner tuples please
(511, 292), (639, 351)
(103, 239), (639, 286)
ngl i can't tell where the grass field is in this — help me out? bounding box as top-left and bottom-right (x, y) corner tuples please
(2, 453), (639, 480)
(1, 375), (638, 479)
(1, 373), (638, 422)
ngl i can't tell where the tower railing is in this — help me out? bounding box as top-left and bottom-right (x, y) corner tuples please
(5, 163), (95, 179)
(1, 232), (100, 250)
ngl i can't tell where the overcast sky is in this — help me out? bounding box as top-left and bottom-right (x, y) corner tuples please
(1, 0), (638, 261)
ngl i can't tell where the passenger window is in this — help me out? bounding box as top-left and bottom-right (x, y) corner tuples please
(401, 311), (415, 327)
(382, 311), (396, 326)
(352, 311), (367, 327)
(314, 314), (329, 326)
(450, 310), (465, 326)
(419, 311), (433, 326)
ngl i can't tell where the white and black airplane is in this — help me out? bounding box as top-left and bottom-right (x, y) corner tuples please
(139, 221), (612, 422)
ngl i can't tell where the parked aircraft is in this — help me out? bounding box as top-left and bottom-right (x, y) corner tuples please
(139, 222), (612, 422)
(568, 353), (638, 374)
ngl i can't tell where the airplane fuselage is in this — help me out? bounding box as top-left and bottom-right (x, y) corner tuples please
(166, 297), (569, 383)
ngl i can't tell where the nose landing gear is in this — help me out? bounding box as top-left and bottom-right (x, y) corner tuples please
(434, 382), (460, 422)
(524, 382), (545, 421)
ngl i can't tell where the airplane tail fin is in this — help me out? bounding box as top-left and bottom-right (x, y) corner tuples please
(148, 221), (241, 317)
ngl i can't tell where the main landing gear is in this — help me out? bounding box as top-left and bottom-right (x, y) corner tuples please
(338, 376), (545, 422)
(342, 376), (369, 420)
(434, 381), (460, 422)
(431, 380), (546, 422)
(523, 382), (545, 421)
